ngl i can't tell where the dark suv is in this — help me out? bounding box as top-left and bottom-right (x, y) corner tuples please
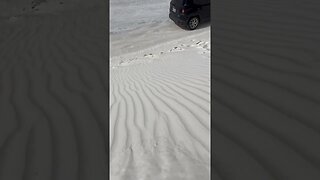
(169, 0), (210, 30)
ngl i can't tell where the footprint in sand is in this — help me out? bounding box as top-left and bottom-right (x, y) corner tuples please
(194, 41), (210, 51)
(178, 43), (189, 48)
(196, 41), (202, 45)
(144, 53), (156, 58)
(169, 46), (184, 52)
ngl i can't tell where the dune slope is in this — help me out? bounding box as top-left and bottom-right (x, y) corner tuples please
(110, 29), (211, 179)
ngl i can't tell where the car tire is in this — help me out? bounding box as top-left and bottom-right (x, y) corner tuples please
(187, 17), (200, 30)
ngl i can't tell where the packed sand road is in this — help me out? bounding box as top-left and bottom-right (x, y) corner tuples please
(110, 0), (210, 57)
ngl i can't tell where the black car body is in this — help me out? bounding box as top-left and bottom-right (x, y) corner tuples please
(169, 0), (210, 30)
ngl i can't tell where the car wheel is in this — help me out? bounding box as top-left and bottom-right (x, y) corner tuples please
(187, 17), (200, 30)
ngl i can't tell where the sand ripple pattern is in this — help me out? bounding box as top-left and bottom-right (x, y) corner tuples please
(0, 6), (107, 180)
(110, 39), (211, 180)
(212, 0), (320, 179)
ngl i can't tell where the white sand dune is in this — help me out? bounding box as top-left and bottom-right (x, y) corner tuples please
(110, 18), (211, 180)
(1, 0), (210, 179)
